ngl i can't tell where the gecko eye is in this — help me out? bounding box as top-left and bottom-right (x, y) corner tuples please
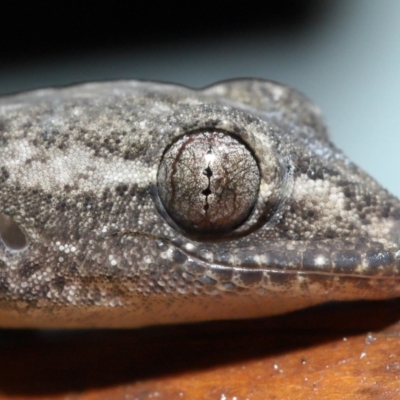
(157, 130), (261, 236)
(0, 213), (28, 251)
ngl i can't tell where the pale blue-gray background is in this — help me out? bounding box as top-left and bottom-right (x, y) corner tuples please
(1, 1), (399, 196)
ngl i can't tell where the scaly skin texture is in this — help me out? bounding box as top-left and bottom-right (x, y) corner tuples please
(0, 79), (400, 328)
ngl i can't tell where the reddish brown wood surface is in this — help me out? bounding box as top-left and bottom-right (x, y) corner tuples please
(1, 299), (400, 399)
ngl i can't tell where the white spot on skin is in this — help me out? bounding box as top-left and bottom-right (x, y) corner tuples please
(314, 255), (327, 267)
(184, 243), (195, 251)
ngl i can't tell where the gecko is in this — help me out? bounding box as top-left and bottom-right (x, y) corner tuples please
(0, 78), (400, 328)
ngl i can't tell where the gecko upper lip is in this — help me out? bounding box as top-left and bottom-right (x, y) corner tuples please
(0, 213), (28, 251)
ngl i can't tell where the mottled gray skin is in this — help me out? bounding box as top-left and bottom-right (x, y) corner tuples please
(1, 79), (400, 328)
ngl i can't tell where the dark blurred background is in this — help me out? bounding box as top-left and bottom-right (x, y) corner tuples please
(1, 0), (400, 196)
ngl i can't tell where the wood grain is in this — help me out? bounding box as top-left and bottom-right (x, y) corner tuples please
(1, 298), (400, 399)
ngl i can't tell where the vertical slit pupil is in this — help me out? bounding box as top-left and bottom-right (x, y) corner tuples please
(203, 166), (213, 178)
(202, 166), (213, 213)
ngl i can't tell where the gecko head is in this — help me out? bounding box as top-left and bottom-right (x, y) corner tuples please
(1, 79), (400, 327)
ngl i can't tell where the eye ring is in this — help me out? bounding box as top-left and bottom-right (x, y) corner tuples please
(152, 104), (293, 242)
